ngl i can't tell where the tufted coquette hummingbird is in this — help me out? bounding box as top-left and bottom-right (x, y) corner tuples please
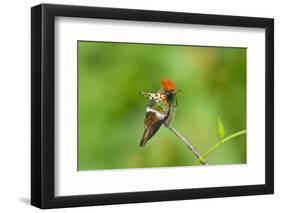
(139, 80), (180, 147)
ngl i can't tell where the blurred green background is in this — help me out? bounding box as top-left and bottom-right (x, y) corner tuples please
(78, 41), (246, 170)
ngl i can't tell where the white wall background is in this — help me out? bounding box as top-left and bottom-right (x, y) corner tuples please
(0, 0), (279, 212)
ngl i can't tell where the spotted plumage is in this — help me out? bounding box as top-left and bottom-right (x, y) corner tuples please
(140, 92), (166, 103)
(139, 80), (179, 147)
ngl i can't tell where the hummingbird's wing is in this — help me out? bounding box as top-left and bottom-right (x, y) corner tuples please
(139, 108), (166, 147)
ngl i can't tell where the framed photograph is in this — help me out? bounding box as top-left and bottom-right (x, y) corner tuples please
(31, 3), (274, 209)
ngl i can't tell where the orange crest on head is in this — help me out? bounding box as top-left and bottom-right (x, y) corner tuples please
(161, 79), (176, 92)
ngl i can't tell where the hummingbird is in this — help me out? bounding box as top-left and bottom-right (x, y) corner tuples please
(139, 79), (179, 147)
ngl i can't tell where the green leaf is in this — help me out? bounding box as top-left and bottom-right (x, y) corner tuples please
(217, 118), (225, 140)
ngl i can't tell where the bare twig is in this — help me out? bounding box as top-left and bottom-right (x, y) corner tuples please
(165, 125), (207, 165)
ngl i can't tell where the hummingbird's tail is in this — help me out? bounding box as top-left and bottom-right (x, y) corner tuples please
(139, 122), (162, 147)
(139, 129), (150, 147)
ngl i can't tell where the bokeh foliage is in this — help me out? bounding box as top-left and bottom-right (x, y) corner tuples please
(78, 41), (246, 170)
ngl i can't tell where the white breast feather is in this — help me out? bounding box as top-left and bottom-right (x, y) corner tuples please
(146, 107), (166, 120)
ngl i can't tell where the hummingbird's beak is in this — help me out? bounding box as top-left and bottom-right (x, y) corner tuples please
(175, 89), (181, 93)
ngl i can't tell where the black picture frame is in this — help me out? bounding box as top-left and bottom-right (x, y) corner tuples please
(31, 3), (274, 209)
